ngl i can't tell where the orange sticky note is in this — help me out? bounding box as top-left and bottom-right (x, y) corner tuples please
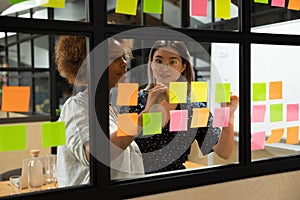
(288, 0), (300, 10)
(116, 83), (138, 106)
(190, 108), (210, 128)
(286, 126), (299, 144)
(1, 86), (30, 112)
(269, 81), (282, 100)
(117, 113), (138, 137)
(266, 128), (284, 144)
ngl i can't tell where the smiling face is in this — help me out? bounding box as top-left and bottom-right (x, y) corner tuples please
(151, 48), (186, 86)
(108, 39), (128, 91)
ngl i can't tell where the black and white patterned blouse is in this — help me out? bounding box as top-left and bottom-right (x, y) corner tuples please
(119, 90), (221, 174)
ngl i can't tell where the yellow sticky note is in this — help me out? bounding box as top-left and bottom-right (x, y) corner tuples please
(41, 0), (65, 8)
(191, 81), (208, 102)
(115, 0), (138, 15)
(169, 82), (187, 104)
(269, 81), (282, 100)
(1, 86), (30, 112)
(288, 0), (300, 10)
(190, 108), (210, 128)
(266, 128), (284, 144)
(215, 0), (231, 19)
(116, 83), (138, 106)
(286, 126), (299, 144)
(117, 113), (138, 137)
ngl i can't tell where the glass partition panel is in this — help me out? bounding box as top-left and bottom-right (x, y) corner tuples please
(251, 44), (300, 162)
(104, 28), (239, 181)
(107, 0), (239, 31)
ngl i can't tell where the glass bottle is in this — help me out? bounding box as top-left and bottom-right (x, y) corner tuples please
(28, 149), (43, 192)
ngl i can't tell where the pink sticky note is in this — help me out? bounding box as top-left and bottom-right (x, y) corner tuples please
(271, 0), (285, 7)
(251, 132), (265, 151)
(251, 105), (266, 123)
(212, 107), (230, 127)
(169, 110), (188, 132)
(287, 104), (299, 122)
(190, 0), (208, 16)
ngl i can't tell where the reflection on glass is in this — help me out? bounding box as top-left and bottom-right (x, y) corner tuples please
(108, 29), (239, 180)
(251, 44), (300, 162)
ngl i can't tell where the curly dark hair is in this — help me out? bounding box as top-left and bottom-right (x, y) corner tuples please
(55, 35), (87, 86)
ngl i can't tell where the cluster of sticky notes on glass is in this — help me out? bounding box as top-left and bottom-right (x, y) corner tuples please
(191, 0), (232, 19)
(116, 0), (163, 15)
(41, 121), (66, 148)
(255, 0), (300, 11)
(0, 121), (66, 152)
(265, 126), (299, 145)
(1, 86), (30, 112)
(0, 124), (26, 152)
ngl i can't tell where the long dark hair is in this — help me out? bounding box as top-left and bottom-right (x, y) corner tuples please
(145, 40), (194, 90)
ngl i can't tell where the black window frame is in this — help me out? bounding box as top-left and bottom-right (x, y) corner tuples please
(1, 0), (300, 199)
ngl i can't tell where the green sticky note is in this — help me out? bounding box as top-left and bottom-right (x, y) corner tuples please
(215, 83), (230, 103)
(41, 121), (66, 148)
(143, 0), (163, 14)
(0, 125), (26, 152)
(253, 83), (266, 101)
(115, 0), (138, 15)
(41, 0), (65, 8)
(169, 82), (187, 104)
(191, 81), (208, 102)
(270, 104), (283, 122)
(254, 0), (268, 4)
(143, 112), (162, 135)
(215, 0), (231, 19)
(9, 0), (28, 4)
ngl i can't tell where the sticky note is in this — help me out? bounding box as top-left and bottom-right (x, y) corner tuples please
(115, 0), (138, 15)
(271, 0), (285, 7)
(1, 86), (30, 112)
(287, 104), (299, 122)
(190, 108), (210, 128)
(286, 126), (299, 144)
(191, 81), (208, 102)
(215, 83), (230, 103)
(143, 0), (163, 14)
(169, 82), (187, 104)
(251, 105), (266, 123)
(270, 104), (283, 122)
(212, 107), (230, 127)
(269, 81), (282, 100)
(116, 83), (138, 106)
(41, 121), (66, 147)
(288, 0), (300, 10)
(117, 113), (139, 137)
(254, 0), (268, 3)
(142, 112), (162, 135)
(266, 128), (284, 144)
(215, 0), (231, 19)
(9, 0), (28, 4)
(0, 124), (26, 152)
(169, 110), (188, 132)
(251, 132), (265, 151)
(252, 83), (266, 102)
(41, 0), (65, 8)
(190, 0), (208, 16)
